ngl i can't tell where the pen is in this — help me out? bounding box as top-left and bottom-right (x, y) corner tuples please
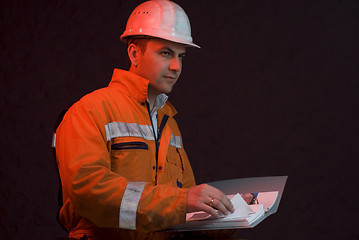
(249, 193), (259, 204)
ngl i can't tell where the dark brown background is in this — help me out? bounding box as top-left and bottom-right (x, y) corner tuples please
(1, 0), (358, 239)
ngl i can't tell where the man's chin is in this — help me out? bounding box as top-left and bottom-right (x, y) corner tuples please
(149, 84), (174, 95)
(162, 87), (173, 94)
(157, 86), (173, 94)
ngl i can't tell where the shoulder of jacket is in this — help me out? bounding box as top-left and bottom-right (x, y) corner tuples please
(75, 86), (126, 109)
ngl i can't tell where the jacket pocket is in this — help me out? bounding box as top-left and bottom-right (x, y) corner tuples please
(110, 140), (151, 180)
(166, 147), (184, 188)
(111, 141), (148, 150)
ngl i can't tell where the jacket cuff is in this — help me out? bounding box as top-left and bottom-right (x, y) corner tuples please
(177, 187), (189, 224)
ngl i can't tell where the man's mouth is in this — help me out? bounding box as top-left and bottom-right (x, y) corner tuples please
(163, 75), (176, 81)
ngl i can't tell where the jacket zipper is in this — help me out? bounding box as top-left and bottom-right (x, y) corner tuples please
(146, 102), (169, 184)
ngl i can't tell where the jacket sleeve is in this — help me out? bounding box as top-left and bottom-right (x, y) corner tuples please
(56, 100), (189, 232)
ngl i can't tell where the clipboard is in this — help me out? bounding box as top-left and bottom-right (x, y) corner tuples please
(209, 176), (288, 215)
(167, 176), (288, 231)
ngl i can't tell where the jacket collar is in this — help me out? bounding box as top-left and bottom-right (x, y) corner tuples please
(108, 69), (149, 102)
(108, 69), (177, 116)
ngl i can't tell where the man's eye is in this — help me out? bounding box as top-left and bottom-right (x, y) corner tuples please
(161, 51), (170, 56)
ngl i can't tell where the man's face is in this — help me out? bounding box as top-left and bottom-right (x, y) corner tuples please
(134, 38), (186, 95)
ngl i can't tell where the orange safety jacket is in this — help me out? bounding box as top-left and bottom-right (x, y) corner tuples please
(55, 69), (196, 239)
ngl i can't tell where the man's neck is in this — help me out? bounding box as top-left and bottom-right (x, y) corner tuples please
(147, 86), (160, 111)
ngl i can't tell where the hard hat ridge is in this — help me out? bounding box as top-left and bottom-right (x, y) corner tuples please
(121, 0), (200, 48)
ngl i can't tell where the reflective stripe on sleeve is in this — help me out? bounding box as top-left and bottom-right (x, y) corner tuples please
(169, 134), (182, 148)
(52, 133), (56, 148)
(119, 182), (146, 230)
(105, 122), (155, 141)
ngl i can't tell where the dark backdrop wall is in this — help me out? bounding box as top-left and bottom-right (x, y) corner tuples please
(1, 0), (358, 239)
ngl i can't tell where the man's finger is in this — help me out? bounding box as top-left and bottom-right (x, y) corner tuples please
(222, 195), (235, 213)
(202, 203), (220, 218)
(207, 186), (235, 214)
(215, 193), (234, 213)
(211, 198), (230, 216)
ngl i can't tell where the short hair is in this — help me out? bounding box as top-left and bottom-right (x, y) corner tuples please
(126, 37), (150, 68)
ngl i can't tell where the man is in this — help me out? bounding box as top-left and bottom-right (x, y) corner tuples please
(55, 1), (234, 239)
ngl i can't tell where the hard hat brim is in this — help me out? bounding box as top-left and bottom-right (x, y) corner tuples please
(120, 33), (201, 49)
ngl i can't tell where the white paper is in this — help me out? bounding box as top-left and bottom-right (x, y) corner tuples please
(186, 193), (256, 222)
(219, 193), (254, 220)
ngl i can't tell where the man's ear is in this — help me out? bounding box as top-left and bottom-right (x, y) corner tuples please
(127, 43), (139, 67)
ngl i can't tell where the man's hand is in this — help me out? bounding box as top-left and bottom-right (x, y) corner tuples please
(187, 184), (235, 218)
(241, 193), (253, 204)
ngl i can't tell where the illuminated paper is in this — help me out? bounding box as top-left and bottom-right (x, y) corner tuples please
(166, 176), (287, 231)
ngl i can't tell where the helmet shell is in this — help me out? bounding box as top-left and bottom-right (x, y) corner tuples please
(121, 0), (200, 48)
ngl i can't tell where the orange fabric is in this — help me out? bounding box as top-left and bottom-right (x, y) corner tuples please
(56, 69), (196, 239)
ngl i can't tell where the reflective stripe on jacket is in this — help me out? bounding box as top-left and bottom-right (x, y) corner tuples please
(55, 69), (196, 239)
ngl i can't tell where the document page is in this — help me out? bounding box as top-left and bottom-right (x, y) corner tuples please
(186, 193), (255, 222)
(186, 191), (279, 222)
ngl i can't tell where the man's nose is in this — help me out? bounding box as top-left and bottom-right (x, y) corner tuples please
(169, 57), (181, 72)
